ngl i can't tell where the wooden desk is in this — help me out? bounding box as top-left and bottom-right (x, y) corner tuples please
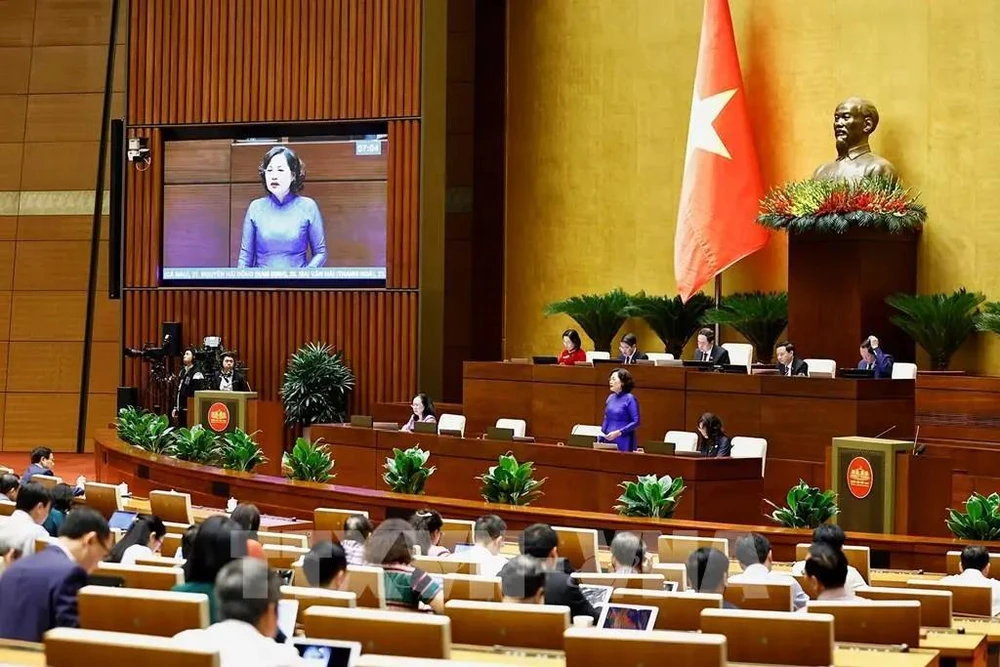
(307, 426), (763, 523)
(921, 630), (988, 667)
(0, 640), (44, 667)
(120, 497), (311, 532)
(951, 619), (1000, 667)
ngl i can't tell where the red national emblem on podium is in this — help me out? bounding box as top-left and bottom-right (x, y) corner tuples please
(207, 402), (230, 432)
(846, 456), (874, 499)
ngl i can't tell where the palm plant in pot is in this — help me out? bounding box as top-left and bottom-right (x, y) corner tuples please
(383, 446), (436, 495)
(281, 342), (355, 439)
(477, 452), (547, 506)
(626, 292), (714, 357)
(885, 288), (985, 371)
(613, 474), (686, 518)
(765, 480), (839, 529)
(702, 291), (788, 363)
(543, 288), (633, 352)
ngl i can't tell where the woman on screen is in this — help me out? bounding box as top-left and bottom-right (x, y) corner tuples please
(237, 145), (328, 269)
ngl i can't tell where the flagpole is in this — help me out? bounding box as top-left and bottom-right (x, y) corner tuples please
(714, 273), (722, 342)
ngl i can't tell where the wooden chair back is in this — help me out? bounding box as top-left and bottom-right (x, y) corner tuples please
(945, 550), (1000, 576)
(302, 606), (452, 659)
(163, 521), (190, 535)
(44, 628), (219, 667)
(563, 627), (727, 666)
(442, 574), (502, 602)
(83, 482), (123, 519)
(149, 490), (193, 524)
(611, 589), (722, 631)
(657, 535), (728, 564)
(0, 465), (12, 474)
(94, 562), (184, 590)
(345, 564), (387, 608)
(162, 533), (183, 557)
(134, 556), (186, 568)
(355, 658), (482, 667)
(793, 573), (815, 599)
(856, 585), (953, 628)
(439, 519), (475, 552)
(256, 531), (308, 548)
(906, 578), (994, 616)
(795, 542), (870, 583)
(571, 572), (664, 590)
(314, 507), (369, 536)
(0, 500), (14, 517)
(554, 526), (600, 573)
(807, 600), (921, 647)
(650, 562), (687, 591)
(78, 585), (209, 636)
(412, 555), (480, 576)
(31, 473), (63, 490)
(34, 538), (50, 554)
(701, 608), (834, 666)
(724, 580), (794, 612)
(280, 585), (356, 623)
(444, 600), (568, 650)
(261, 544), (309, 568)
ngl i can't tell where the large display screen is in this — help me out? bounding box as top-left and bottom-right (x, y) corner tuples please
(161, 134), (387, 285)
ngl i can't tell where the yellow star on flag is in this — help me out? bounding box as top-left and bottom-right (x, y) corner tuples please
(685, 88), (737, 160)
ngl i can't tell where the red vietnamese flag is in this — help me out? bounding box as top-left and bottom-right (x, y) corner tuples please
(674, 0), (769, 301)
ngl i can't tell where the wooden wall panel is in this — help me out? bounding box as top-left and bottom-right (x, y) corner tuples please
(0, 0), (35, 47)
(128, 0), (421, 125)
(0, 47), (31, 95)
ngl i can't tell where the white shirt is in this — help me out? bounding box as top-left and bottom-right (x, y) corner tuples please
(790, 559), (866, 594)
(174, 620), (306, 667)
(940, 569), (1000, 616)
(0, 510), (49, 557)
(798, 586), (855, 611)
(120, 544), (154, 566)
(462, 544), (509, 578)
(46, 538), (76, 563)
(730, 563), (809, 610)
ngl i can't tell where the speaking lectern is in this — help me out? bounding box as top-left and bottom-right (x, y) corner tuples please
(830, 436), (951, 537)
(193, 390), (259, 435)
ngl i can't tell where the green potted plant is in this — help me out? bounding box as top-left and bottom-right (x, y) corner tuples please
(281, 342), (355, 438)
(285, 436), (336, 483)
(946, 492), (1000, 541)
(765, 480), (839, 529)
(543, 288), (634, 352)
(219, 429), (269, 472)
(172, 425), (220, 465)
(977, 301), (1000, 338)
(116, 406), (176, 454)
(477, 452), (547, 506)
(383, 446), (436, 495)
(886, 289), (985, 371)
(702, 291), (788, 363)
(626, 292), (714, 357)
(613, 474), (686, 518)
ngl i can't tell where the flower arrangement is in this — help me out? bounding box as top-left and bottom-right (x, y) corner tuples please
(757, 176), (926, 234)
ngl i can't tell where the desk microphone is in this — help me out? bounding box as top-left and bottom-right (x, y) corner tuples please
(912, 425), (925, 456)
(873, 425), (896, 439)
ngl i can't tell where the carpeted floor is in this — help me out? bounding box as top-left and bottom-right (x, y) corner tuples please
(0, 453), (96, 481)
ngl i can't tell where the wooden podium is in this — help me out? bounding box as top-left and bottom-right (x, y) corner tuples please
(191, 390), (285, 476)
(830, 436), (951, 537)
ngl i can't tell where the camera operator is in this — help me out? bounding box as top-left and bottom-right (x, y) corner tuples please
(172, 348), (204, 427)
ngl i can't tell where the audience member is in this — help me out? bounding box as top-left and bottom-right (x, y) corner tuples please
(0, 534), (22, 576)
(19, 447), (84, 496)
(176, 523), (198, 559)
(302, 540), (348, 591)
(558, 328), (587, 366)
(500, 556), (546, 604)
(790, 524), (866, 592)
(697, 413), (731, 457)
(0, 482), (51, 556)
(230, 503), (265, 558)
(400, 393), (437, 433)
(464, 514), (509, 578)
(803, 543), (852, 604)
(686, 547), (737, 609)
(519, 523), (598, 621)
(42, 483), (76, 538)
(341, 514), (374, 566)
(0, 473), (18, 502)
(365, 518), (443, 613)
(410, 509), (449, 557)
(107, 515), (166, 565)
(173, 515), (248, 622)
(610, 532), (647, 574)
(940, 545), (1000, 616)
(173, 558), (304, 667)
(0, 507), (110, 641)
(730, 533), (808, 610)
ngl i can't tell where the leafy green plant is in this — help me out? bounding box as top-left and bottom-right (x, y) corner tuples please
(765, 480), (839, 528)
(285, 436), (336, 483)
(613, 474), (686, 518)
(116, 406), (175, 455)
(626, 292), (714, 357)
(477, 452), (547, 506)
(281, 342), (355, 427)
(977, 301), (1000, 337)
(885, 289), (985, 371)
(171, 425), (220, 465)
(702, 291), (788, 363)
(219, 429), (268, 472)
(383, 446), (436, 495)
(543, 289), (634, 352)
(946, 492), (1000, 541)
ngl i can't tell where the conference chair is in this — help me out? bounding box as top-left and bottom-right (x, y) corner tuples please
(303, 607), (452, 659)
(586, 351), (611, 362)
(572, 572), (665, 590)
(664, 430), (698, 453)
(163, 521), (191, 535)
(412, 555), (480, 576)
(134, 556), (185, 568)
(437, 414), (467, 437)
(442, 574), (502, 603)
(78, 586), (210, 636)
(44, 628), (220, 667)
(724, 580), (794, 612)
(31, 473), (64, 490)
(314, 507), (370, 536)
(855, 585), (953, 628)
(149, 490), (194, 524)
(730, 436), (768, 476)
(94, 562), (184, 590)
(0, 500), (14, 517)
(281, 585), (357, 624)
(795, 543), (870, 583)
(611, 589), (722, 631)
(255, 531), (309, 548)
(658, 535), (729, 564)
(804, 358), (837, 378)
(345, 564), (388, 608)
(83, 482), (124, 519)
(444, 600), (569, 650)
(162, 533), (183, 557)
(892, 362), (918, 380)
(262, 544), (309, 568)
(651, 562), (688, 591)
(645, 353), (675, 362)
(494, 418), (527, 438)
(554, 526), (600, 572)
(807, 600), (921, 647)
(563, 627), (727, 667)
(906, 578), (994, 616)
(721, 343), (753, 372)
(0, 465), (12, 474)
(701, 608), (835, 666)
(438, 518), (475, 552)
(946, 549), (1000, 576)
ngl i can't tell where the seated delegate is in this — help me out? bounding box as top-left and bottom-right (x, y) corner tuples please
(558, 328), (587, 365)
(599, 369), (640, 452)
(858, 335), (893, 378)
(694, 327), (730, 364)
(617, 333), (648, 365)
(697, 412), (731, 457)
(775, 341), (808, 377)
(400, 393), (436, 432)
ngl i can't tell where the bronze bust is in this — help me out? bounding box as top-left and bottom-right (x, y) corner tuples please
(813, 97), (897, 182)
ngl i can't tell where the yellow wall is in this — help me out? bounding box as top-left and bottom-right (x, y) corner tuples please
(505, 0), (1000, 371)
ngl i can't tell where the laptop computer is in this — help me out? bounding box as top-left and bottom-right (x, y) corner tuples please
(840, 368), (875, 379)
(277, 599), (298, 639)
(349, 415), (373, 428)
(597, 603), (658, 631)
(578, 584), (614, 608)
(453, 543), (475, 554)
(291, 639), (362, 667)
(682, 359), (716, 369)
(662, 580), (678, 592)
(567, 433), (597, 448)
(108, 510), (138, 532)
(592, 358), (620, 366)
(373, 421), (400, 430)
(532, 356), (558, 365)
(485, 426), (514, 441)
(439, 429), (463, 437)
(642, 441), (676, 456)
(809, 370), (834, 379)
(86, 574), (125, 588)
(717, 364), (749, 374)
(413, 421), (438, 434)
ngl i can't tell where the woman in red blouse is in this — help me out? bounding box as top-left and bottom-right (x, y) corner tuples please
(558, 328), (588, 365)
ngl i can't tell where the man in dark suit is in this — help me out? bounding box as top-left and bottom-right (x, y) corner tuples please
(0, 508), (111, 641)
(20, 447), (84, 497)
(694, 327), (730, 365)
(519, 523), (599, 621)
(687, 546), (739, 609)
(211, 353), (250, 392)
(616, 333), (649, 365)
(857, 335), (894, 378)
(775, 341), (809, 377)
